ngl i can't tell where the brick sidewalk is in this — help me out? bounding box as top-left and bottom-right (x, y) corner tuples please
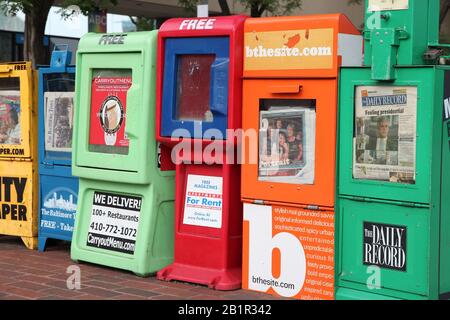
(0, 236), (278, 300)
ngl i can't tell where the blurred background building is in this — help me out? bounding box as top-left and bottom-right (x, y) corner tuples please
(0, 0), (388, 64)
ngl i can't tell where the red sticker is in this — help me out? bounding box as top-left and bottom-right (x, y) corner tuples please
(89, 76), (132, 148)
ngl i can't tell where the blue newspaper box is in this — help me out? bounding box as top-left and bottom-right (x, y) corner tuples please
(38, 46), (78, 251)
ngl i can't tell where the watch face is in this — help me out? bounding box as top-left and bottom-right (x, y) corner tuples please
(100, 96), (124, 134)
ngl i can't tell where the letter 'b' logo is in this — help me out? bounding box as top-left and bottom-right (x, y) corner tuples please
(244, 204), (306, 297)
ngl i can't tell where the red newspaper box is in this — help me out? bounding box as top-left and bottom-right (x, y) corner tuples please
(156, 16), (246, 290)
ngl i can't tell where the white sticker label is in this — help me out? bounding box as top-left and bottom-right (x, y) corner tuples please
(368, 0), (409, 11)
(183, 174), (223, 229)
(86, 191), (141, 254)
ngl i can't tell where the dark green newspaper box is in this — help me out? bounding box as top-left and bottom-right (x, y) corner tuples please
(336, 0), (450, 300)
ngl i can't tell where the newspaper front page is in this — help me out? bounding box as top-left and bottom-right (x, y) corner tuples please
(44, 92), (75, 152)
(0, 90), (21, 145)
(259, 107), (316, 185)
(353, 86), (417, 184)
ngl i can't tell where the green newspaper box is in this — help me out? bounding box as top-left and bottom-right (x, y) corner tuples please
(336, 0), (450, 300)
(70, 31), (175, 276)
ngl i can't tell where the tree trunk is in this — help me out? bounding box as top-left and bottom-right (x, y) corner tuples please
(250, 4), (260, 17)
(250, 3), (267, 17)
(23, 0), (54, 67)
(218, 0), (231, 15)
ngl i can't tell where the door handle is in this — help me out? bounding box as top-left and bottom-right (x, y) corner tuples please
(268, 85), (302, 94)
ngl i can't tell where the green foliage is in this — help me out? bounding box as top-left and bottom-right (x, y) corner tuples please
(178, 0), (364, 17)
(240, 0), (303, 16)
(0, 0), (118, 17)
(0, 0), (33, 15)
(129, 16), (157, 31)
(59, 0), (118, 18)
(178, 0), (197, 13)
(177, 0), (302, 16)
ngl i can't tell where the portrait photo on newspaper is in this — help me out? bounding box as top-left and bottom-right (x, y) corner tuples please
(258, 103), (316, 185)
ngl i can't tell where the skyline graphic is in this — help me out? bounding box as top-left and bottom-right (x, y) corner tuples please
(43, 192), (77, 211)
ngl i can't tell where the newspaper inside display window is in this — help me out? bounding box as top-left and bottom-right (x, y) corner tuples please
(258, 99), (316, 185)
(0, 77), (21, 146)
(89, 69), (132, 155)
(176, 54), (215, 123)
(44, 92), (74, 153)
(353, 86), (417, 184)
(43, 73), (75, 157)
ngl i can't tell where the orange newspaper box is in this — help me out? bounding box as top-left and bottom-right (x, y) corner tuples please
(241, 15), (362, 300)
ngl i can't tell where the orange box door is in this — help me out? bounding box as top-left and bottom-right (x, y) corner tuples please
(241, 78), (337, 208)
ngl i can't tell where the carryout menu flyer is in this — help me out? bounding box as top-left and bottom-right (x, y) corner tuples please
(89, 70), (132, 150)
(183, 174), (223, 229)
(87, 191), (141, 254)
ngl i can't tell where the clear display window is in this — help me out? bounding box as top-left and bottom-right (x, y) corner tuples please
(353, 86), (417, 184)
(0, 77), (21, 146)
(88, 69), (132, 155)
(175, 54), (215, 122)
(43, 73), (75, 156)
(258, 99), (316, 185)
(44, 92), (74, 153)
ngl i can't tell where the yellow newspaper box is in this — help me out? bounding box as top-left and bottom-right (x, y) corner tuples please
(0, 62), (38, 249)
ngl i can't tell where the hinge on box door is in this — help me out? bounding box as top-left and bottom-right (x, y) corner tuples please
(341, 195), (428, 208)
(253, 199), (265, 205)
(307, 205), (320, 211)
(400, 201), (428, 208)
(341, 195), (367, 202)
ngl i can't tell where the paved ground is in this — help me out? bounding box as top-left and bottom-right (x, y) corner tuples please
(0, 236), (277, 300)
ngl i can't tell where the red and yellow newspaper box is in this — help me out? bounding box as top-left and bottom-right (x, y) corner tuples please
(241, 15), (362, 299)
